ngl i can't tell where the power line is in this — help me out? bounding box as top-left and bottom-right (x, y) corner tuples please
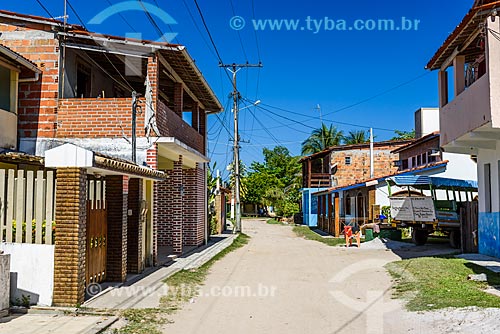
(66, 0), (87, 29)
(34, 0), (57, 21)
(228, 0), (248, 61)
(193, 0), (225, 65)
(105, 0), (137, 32)
(181, 0), (218, 61)
(151, 0), (180, 44)
(250, 0), (262, 61)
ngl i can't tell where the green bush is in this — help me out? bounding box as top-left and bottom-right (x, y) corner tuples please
(2, 220), (56, 244)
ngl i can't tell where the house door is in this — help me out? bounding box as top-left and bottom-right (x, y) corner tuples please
(356, 193), (365, 225)
(86, 179), (107, 285)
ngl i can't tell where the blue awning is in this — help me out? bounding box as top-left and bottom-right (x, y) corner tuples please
(387, 176), (478, 190)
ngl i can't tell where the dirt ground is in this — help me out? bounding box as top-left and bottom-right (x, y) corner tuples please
(162, 219), (500, 334)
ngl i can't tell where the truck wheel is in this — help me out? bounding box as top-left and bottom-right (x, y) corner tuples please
(412, 229), (428, 246)
(449, 230), (461, 249)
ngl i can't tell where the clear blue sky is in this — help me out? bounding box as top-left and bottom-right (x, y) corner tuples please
(3, 0), (472, 181)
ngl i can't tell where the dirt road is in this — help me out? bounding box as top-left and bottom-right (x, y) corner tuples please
(163, 219), (442, 334)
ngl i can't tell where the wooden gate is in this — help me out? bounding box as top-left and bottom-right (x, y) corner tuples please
(460, 201), (479, 253)
(86, 179), (107, 284)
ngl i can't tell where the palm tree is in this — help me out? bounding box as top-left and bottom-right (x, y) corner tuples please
(343, 130), (370, 145)
(301, 123), (344, 155)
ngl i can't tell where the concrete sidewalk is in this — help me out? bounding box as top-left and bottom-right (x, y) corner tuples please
(457, 253), (500, 273)
(84, 233), (237, 309)
(0, 233), (237, 334)
(0, 313), (117, 334)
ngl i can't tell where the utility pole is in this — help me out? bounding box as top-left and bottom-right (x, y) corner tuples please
(369, 128), (374, 178)
(220, 62), (263, 233)
(132, 91), (138, 163)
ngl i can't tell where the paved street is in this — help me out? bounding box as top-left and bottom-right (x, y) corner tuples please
(163, 219), (428, 334)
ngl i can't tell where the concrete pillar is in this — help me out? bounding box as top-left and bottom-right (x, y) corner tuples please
(53, 168), (87, 306)
(173, 82), (184, 118)
(0, 254), (10, 316)
(106, 175), (128, 282)
(454, 55), (466, 96)
(127, 178), (144, 274)
(438, 70), (449, 108)
(172, 156), (183, 254)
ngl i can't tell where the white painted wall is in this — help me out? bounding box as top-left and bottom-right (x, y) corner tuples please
(0, 243), (55, 306)
(441, 152), (478, 181)
(415, 107), (440, 137)
(477, 146), (500, 213)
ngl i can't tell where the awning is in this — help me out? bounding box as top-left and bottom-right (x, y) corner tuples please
(45, 143), (166, 180)
(387, 176), (478, 190)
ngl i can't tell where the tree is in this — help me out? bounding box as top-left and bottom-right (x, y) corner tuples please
(242, 146), (302, 217)
(343, 130), (369, 145)
(301, 123), (344, 155)
(391, 129), (415, 140)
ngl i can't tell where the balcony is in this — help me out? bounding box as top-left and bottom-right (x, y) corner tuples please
(440, 73), (491, 149)
(304, 173), (331, 189)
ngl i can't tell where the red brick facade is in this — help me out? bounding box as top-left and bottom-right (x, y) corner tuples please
(1, 13), (215, 304)
(183, 164), (206, 246)
(57, 98), (146, 138)
(106, 175), (128, 282)
(0, 24), (59, 138)
(127, 178), (144, 274)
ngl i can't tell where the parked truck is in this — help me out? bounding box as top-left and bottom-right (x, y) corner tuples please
(386, 176), (478, 247)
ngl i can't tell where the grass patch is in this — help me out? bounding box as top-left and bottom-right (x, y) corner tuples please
(115, 234), (250, 333)
(386, 256), (500, 311)
(116, 308), (170, 334)
(267, 218), (285, 225)
(292, 225), (348, 247)
(161, 233), (250, 308)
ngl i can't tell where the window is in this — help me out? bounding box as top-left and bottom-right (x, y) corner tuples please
(412, 157), (416, 168)
(422, 153), (427, 165)
(485, 163), (492, 213)
(345, 196), (351, 215)
(402, 159), (409, 170)
(417, 155), (421, 166)
(76, 62), (91, 98)
(345, 156), (351, 165)
(0, 66), (11, 111)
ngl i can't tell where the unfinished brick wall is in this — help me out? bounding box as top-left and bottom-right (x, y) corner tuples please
(0, 24), (59, 139)
(53, 168), (87, 306)
(127, 178), (143, 274)
(106, 175), (128, 282)
(331, 143), (407, 187)
(57, 98), (146, 138)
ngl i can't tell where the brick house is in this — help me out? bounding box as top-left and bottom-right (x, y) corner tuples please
(0, 10), (222, 305)
(300, 139), (411, 226)
(312, 109), (477, 237)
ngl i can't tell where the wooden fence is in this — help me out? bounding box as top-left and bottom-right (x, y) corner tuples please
(0, 169), (56, 245)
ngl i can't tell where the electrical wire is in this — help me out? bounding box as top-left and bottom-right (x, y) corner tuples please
(34, 0), (57, 21)
(228, 0), (248, 61)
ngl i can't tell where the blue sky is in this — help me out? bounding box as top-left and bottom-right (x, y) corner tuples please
(3, 0), (472, 180)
